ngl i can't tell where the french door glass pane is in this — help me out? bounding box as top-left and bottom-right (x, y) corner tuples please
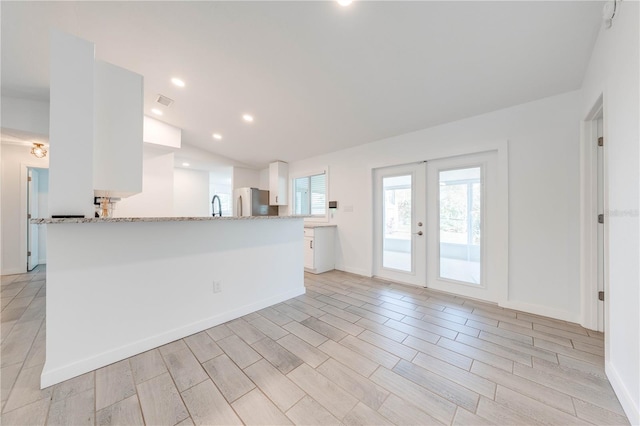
(439, 167), (481, 284)
(383, 175), (412, 271)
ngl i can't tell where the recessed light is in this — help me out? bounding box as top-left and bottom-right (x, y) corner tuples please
(242, 114), (254, 122)
(171, 78), (185, 87)
(212, 133), (223, 140)
(337, 0), (352, 6)
(182, 162), (190, 167)
(151, 108), (163, 116)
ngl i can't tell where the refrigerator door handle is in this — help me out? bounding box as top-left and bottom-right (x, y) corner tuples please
(238, 195), (243, 217)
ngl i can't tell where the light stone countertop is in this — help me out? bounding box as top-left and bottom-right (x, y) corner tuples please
(32, 215), (305, 224)
(304, 223), (337, 229)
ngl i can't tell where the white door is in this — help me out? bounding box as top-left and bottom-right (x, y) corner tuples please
(426, 151), (506, 303)
(373, 163), (426, 286)
(27, 169), (39, 271)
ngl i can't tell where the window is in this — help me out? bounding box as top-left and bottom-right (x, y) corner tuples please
(439, 166), (482, 284)
(293, 172), (327, 217)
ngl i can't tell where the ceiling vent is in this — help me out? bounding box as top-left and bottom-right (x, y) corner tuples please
(156, 94), (174, 107)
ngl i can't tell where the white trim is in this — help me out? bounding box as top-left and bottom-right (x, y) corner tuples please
(1, 267), (27, 276)
(500, 300), (580, 324)
(579, 95), (605, 332)
(605, 361), (640, 425)
(41, 286), (304, 388)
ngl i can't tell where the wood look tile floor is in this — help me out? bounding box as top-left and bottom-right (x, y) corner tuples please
(0, 266), (630, 425)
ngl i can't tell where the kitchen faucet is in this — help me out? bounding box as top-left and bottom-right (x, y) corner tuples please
(211, 195), (222, 217)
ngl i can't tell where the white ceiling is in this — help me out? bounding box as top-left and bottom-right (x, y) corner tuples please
(1, 1), (603, 168)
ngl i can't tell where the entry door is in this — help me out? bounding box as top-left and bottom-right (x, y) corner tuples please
(373, 163), (426, 286)
(27, 169), (39, 271)
(426, 151), (505, 302)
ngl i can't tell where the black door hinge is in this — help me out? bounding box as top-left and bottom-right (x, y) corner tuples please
(598, 137), (604, 147)
(598, 291), (604, 301)
(598, 214), (604, 224)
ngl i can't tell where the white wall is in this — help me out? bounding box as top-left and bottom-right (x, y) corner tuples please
(210, 167), (233, 217)
(288, 90), (582, 321)
(42, 217), (304, 386)
(581, 3), (639, 423)
(173, 168), (210, 217)
(0, 97), (49, 136)
(233, 167), (260, 189)
(259, 168), (270, 191)
(48, 31), (95, 218)
(117, 148), (174, 217)
(0, 144), (49, 274)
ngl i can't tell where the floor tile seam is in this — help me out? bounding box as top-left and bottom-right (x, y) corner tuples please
(2, 362), (48, 416)
(453, 334), (534, 367)
(1, 318), (46, 415)
(570, 395), (627, 423)
(510, 363), (618, 401)
(465, 320), (536, 346)
(156, 339), (202, 424)
(409, 354), (498, 400)
(242, 361), (307, 415)
(474, 330), (561, 361)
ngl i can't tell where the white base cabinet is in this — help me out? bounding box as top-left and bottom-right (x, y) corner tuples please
(303, 226), (335, 274)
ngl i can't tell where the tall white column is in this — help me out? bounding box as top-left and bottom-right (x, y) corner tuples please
(48, 30), (95, 217)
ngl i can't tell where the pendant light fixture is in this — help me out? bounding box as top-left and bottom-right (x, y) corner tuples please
(31, 143), (47, 159)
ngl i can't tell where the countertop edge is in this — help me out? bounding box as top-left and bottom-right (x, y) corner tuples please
(32, 216), (306, 224)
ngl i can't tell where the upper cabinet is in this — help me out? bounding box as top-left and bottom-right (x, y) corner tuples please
(269, 161), (289, 206)
(93, 61), (144, 198)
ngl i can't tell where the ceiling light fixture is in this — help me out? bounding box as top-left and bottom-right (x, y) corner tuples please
(337, 0), (353, 6)
(182, 162), (190, 167)
(212, 133), (223, 140)
(242, 114), (254, 122)
(31, 143), (47, 159)
(171, 78), (185, 87)
(151, 108), (163, 116)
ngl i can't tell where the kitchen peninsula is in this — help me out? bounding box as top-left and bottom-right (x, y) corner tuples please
(35, 215), (304, 387)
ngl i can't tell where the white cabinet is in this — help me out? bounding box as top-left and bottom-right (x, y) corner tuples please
(269, 161), (288, 206)
(94, 60), (144, 198)
(303, 226), (335, 274)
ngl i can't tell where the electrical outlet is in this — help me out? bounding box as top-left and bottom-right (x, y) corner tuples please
(213, 281), (222, 293)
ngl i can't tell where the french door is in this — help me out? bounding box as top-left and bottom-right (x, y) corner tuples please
(373, 163), (427, 286)
(426, 151), (505, 302)
(373, 151), (506, 303)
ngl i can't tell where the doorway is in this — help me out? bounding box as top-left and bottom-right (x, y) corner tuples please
(26, 167), (49, 271)
(373, 147), (508, 304)
(581, 98), (606, 333)
(373, 162), (427, 286)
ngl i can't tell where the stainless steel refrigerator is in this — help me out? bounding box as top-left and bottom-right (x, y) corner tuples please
(233, 187), (278, 217)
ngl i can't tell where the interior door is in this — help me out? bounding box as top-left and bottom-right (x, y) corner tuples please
(373, 162), (426, 286)
(27, 169), (39, 271)
(426, 151), (504, 302)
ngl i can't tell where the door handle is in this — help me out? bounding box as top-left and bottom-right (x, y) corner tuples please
(413, 231), (423, 236)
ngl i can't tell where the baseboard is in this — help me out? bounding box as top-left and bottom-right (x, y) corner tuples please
(499, 300), (579, 324)
(1, 267), (26, 276)
(41, 286), (304, 388)
(605, 360), (640, 425)
(336, 266), (371, 278)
